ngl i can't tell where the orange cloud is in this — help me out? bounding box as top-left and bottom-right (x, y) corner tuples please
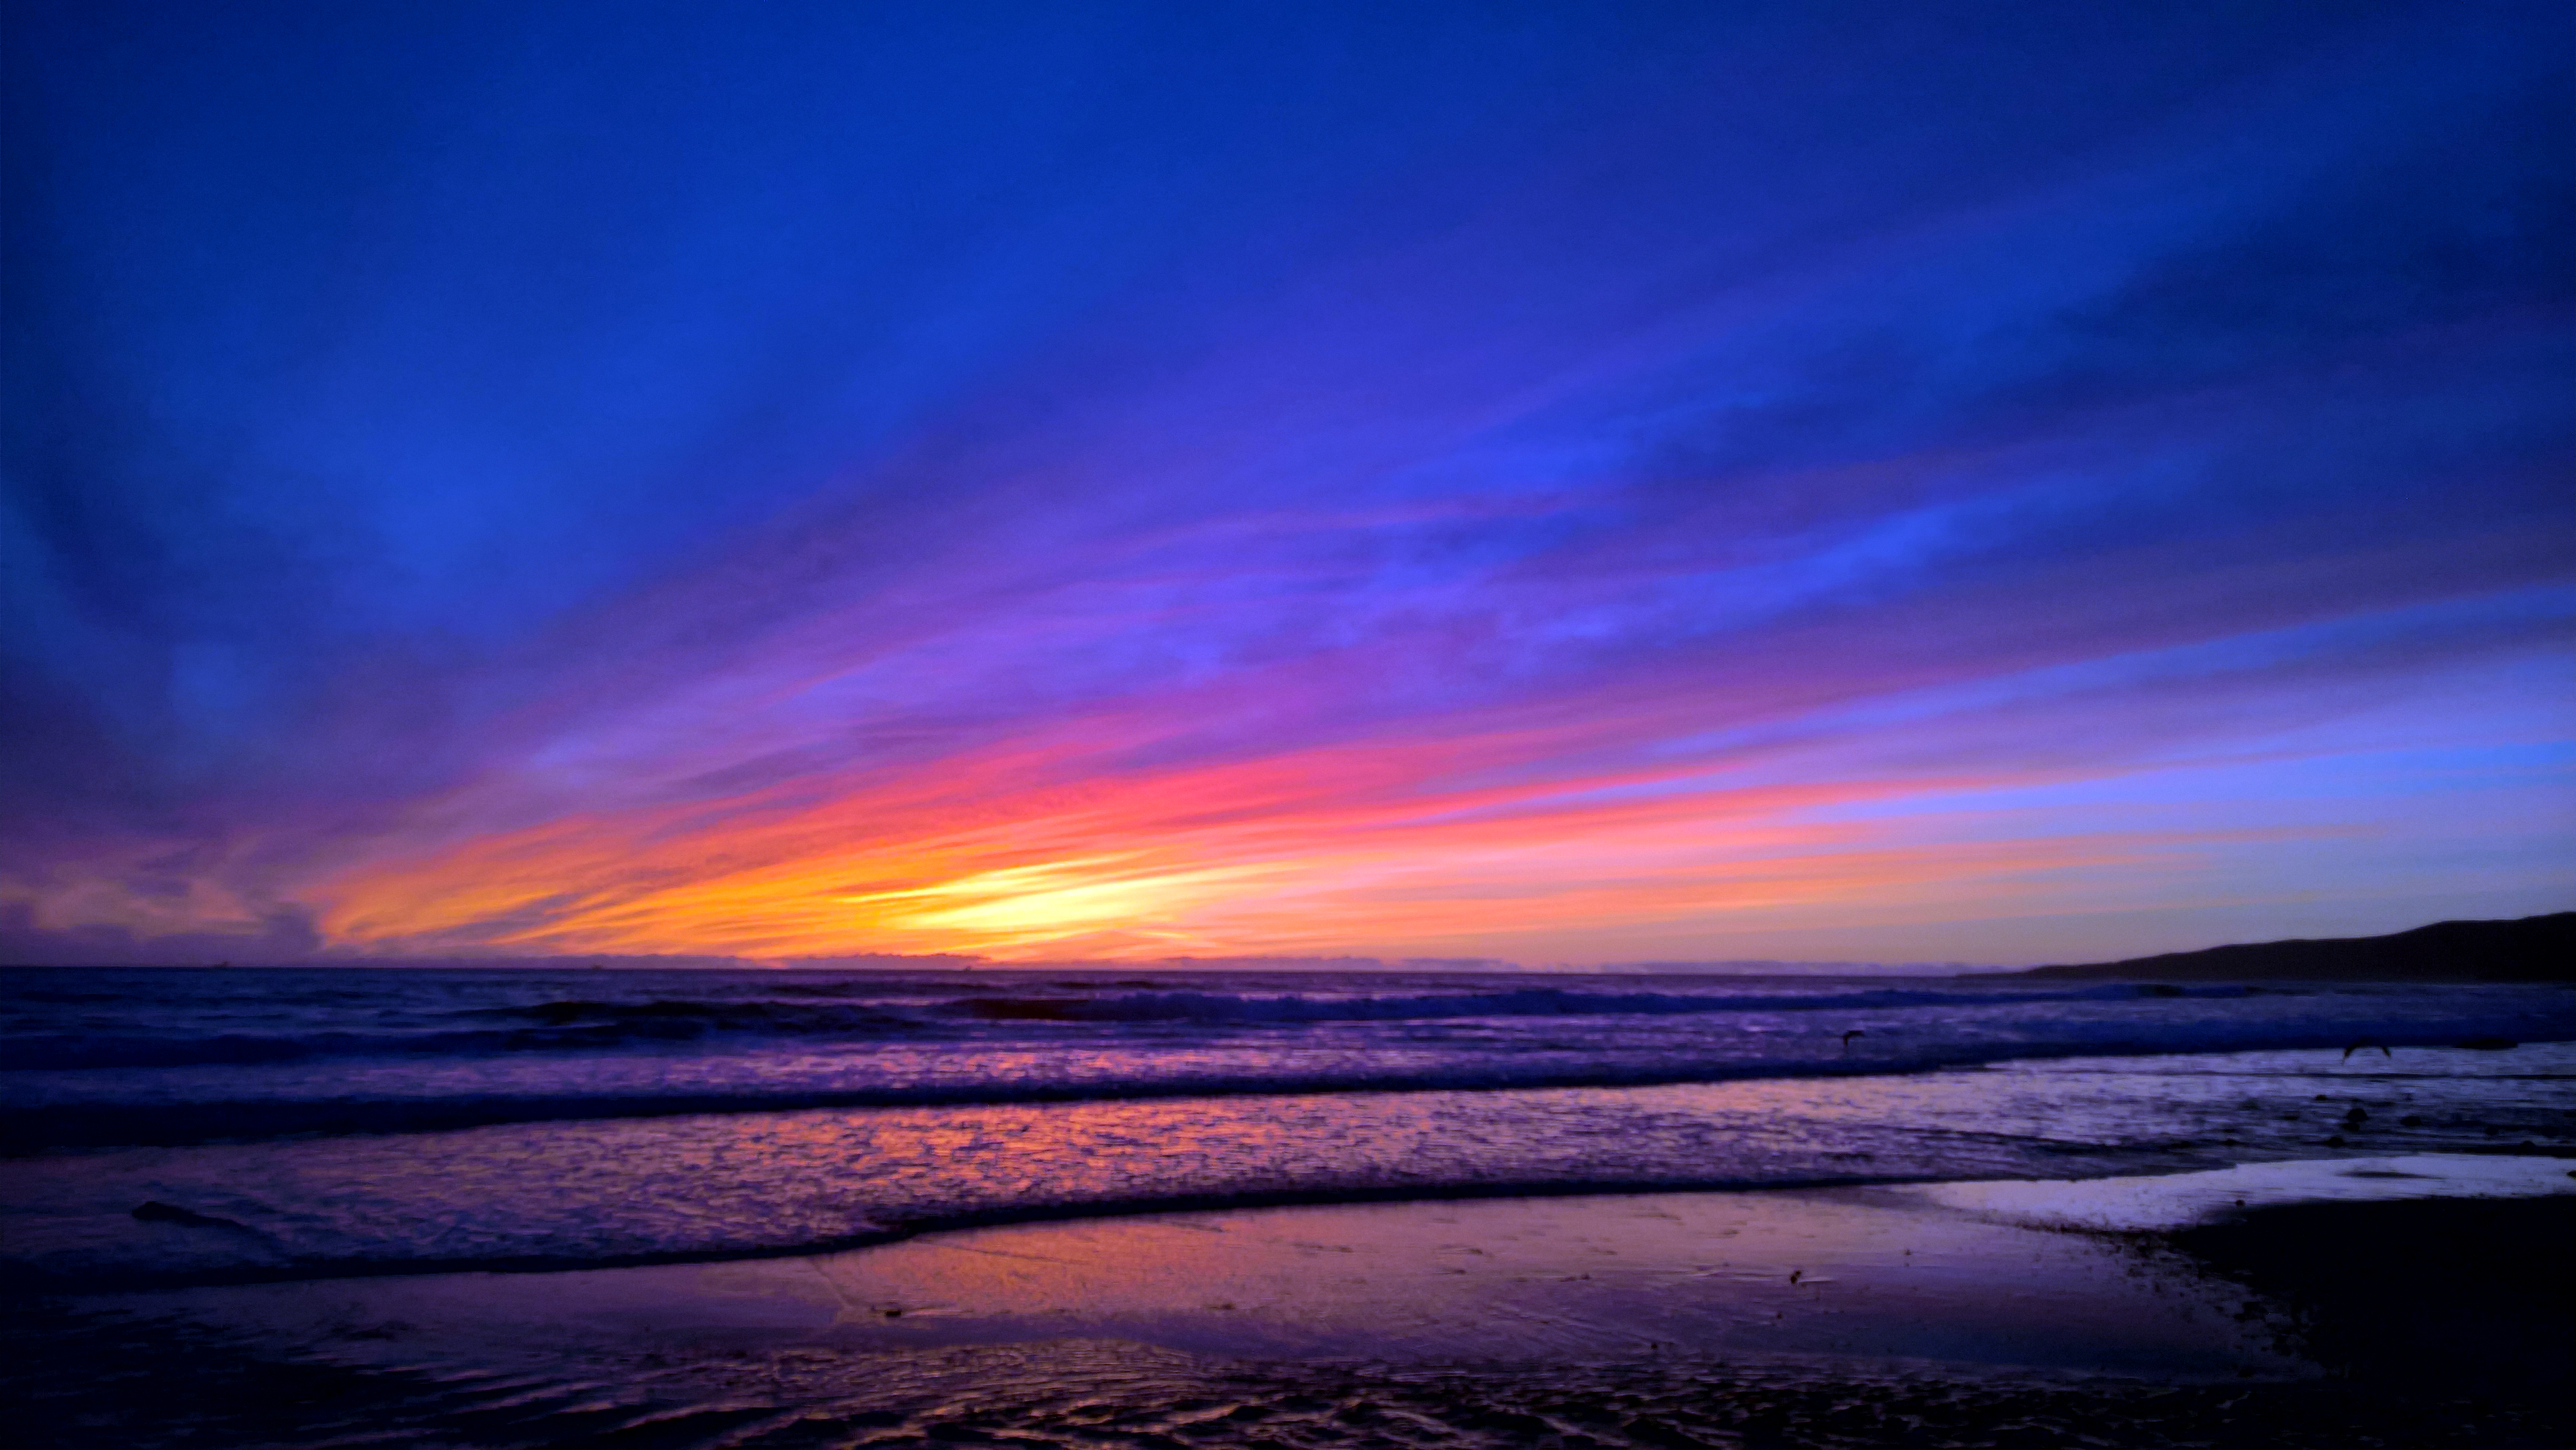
(308, 683), (2142, 961)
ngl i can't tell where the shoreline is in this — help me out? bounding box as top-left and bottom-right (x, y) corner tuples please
(17, 1148), (2574, 1298)
(13, 1160), (2570, 1448)
(13, 1037), (2573, 1299)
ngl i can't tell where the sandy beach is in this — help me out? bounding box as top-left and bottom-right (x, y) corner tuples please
(15, 1156), (2569, 1448)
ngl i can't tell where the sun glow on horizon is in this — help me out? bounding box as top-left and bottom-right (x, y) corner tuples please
(300, 678), (2343, 963)
(7, 4), (2568, 969)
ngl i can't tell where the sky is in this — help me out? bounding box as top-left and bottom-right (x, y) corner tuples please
(2, 0), (2570, 967)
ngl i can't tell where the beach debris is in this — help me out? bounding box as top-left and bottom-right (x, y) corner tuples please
(2341, 1038), (2390, 1061)
(130, 1200), (249, 1231)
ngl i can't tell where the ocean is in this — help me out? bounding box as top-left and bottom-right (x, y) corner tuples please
(6, 965), (2571, 1294)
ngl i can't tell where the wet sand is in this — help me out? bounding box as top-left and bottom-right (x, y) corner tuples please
(2170, 1194), (2573, 1396)
(12, 1161), (2572, 1448)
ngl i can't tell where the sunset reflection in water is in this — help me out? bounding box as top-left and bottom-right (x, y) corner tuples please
(15, 1043), (2572, 1293)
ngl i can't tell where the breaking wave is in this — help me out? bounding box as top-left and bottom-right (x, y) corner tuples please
(6, 982), (2256, 1072)
(942, 982), (2251, 1023)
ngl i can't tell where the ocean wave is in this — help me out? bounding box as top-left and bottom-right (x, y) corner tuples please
(944, 982), (2253, 1022)
(0, 983), (2254, 1072)
(1, 1002), (927, 1071)
(9, 1017), (2563, 1154)
(0, 1066), (1902, 1153)
(12, 1058), (2573, 1294)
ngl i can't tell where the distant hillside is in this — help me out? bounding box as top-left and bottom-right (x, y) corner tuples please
(2012, 913), (2576, 983)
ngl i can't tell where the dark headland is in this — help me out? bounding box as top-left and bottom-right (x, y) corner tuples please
(2006, 912), (2576, 982)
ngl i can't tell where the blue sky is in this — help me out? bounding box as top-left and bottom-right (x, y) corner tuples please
(3, 0), (2568, 964)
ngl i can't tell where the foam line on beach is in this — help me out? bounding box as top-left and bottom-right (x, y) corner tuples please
(1904, 1153), (2576, 1232)
(4, 1172), (1942, 1294)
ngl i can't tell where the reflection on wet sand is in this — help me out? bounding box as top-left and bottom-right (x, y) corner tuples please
(768, 1192), (2289, 1373)
(90, 1185), (2307, 1376)
(22, 1177), (2573, 1449)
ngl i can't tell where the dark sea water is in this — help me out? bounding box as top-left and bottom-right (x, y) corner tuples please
(5, 965), (2571, 1293)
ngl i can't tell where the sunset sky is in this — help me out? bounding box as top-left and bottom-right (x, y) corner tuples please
(4, 0), (2569, 967)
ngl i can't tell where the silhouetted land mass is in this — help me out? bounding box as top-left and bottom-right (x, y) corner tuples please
(2012, 913), (2576, 982)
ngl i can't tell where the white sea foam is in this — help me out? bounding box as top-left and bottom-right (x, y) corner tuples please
(1907, 1153), (2576, 1232)
(3, 967), (2570, 1291)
